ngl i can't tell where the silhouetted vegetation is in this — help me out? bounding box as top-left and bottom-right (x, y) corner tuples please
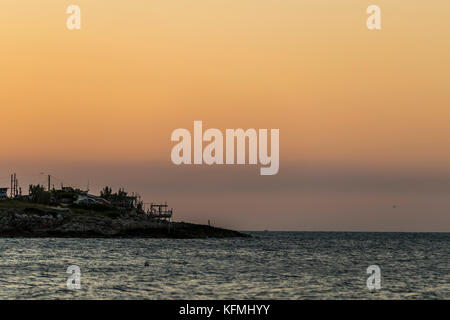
(100, 186), (113, 199)
(28, 184), (51, 205)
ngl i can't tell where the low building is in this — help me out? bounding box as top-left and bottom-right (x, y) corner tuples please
(0, 188), (8, 199)
(75, 194), (111, 206)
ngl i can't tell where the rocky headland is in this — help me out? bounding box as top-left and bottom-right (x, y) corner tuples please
(0, 204), (249, 239)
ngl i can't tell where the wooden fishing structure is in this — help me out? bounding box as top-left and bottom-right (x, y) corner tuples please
(144, 202), (173, 221)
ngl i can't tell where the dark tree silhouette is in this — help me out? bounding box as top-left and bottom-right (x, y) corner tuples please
(100, 186), (113, 200)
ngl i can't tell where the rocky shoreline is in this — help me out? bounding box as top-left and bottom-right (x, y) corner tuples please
(0, 206), (249, 239)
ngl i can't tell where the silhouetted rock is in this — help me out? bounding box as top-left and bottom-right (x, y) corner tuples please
(0, 206), (250, 239)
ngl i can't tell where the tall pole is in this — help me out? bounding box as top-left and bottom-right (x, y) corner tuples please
(48, 175), (51, 192)
(10, 174), (13, 198)
(13, 173), (16, 197)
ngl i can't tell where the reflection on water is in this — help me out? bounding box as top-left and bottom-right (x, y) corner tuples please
(0, 232), (448, 299)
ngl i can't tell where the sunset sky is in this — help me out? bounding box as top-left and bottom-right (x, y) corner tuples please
(1, 1), (450, 231)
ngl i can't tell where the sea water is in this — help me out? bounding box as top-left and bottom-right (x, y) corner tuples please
(0, 232), (448, 299)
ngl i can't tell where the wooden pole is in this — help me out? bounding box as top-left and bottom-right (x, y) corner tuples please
(13, 173), (16, 197)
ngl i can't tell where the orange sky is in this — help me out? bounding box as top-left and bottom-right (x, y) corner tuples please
(1, 1), (450, 231)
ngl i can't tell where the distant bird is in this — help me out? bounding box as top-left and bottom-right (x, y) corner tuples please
(144, 261), (150, 267)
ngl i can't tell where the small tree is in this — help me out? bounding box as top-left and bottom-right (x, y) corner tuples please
(117, 188), (127, 197)
(100, 186), (112, 200)
(29, 184), (51, 204)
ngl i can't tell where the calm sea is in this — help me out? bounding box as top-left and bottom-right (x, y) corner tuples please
(0, 232), (448, 299)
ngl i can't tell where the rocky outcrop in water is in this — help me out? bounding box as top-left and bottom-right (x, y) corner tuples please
(0, 207), (249, 238)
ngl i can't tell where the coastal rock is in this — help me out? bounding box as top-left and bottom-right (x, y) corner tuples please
(0, 206), (249, 239)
